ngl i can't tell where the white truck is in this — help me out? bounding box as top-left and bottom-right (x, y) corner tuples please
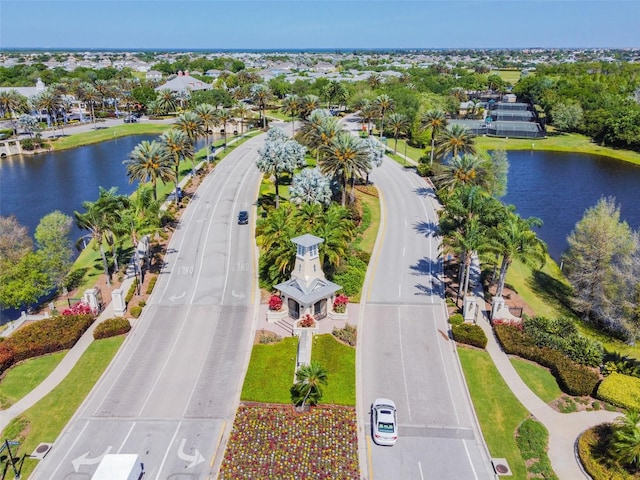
(91, 454), (142, 480)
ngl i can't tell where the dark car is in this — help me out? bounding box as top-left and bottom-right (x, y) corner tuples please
(124, 115), (137, 123)
(238, 210), (249, 225)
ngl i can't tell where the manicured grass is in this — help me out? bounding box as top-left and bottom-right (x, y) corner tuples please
(0, 351), (67, 409)
(476, 132), (640, 166)
(52, 123), (171, 150)
(510, 357), (562, 403)
(355, 190), (380, 257)
(458, 347), (528, 479)
(2, 336), (124, 479)
(310, 334), (355, 406)
(265, 109), (289, 121)
(240, 337), (298, 404)
(490, 70), (523, 84)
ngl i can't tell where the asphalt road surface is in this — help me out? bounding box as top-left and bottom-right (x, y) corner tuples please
(32, 131), (268, 480)
(360, 155), (496, 479)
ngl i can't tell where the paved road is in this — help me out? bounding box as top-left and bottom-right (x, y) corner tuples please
(32, 130), (268, 480)
(359, 152), (496, 479)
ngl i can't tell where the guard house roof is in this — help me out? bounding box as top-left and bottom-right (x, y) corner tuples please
(274, 277), (342, 305)
(291, 233), (324, 248)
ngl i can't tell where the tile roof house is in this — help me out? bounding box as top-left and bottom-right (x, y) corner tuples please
(155, 70), (212, 93)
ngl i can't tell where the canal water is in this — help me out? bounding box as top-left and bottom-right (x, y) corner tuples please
(502, 150), (640, 261)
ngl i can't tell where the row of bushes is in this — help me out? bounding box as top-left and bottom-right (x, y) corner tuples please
(596, 372), (640, 411)
(332, 323), (357, 347)
(0, 314), (94, 374)
(494, 323), (600, 396)
(578, 424), (633, 480)
(452, 323), (488, 349)
(94, 317), (131, 340)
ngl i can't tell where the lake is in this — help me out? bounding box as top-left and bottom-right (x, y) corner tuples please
(502, 150), (640, 261)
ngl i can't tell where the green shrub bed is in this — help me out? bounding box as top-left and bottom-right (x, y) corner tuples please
(449, 313), (464, 325)
(516, 418), (558, 479)
(578, 424), (634, 480)
(596, 373), (640, 411)
(93, 317), (131, 340)
(452, 323), (488, 349)
(130, 305), (142, 318)
(332, 324), (357, 347)
(0, 314), (93, 375)
(145, 275), (158, 295)
(494, 323), (599, 396)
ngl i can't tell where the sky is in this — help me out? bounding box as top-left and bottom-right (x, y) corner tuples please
(1, 1), (639, 50)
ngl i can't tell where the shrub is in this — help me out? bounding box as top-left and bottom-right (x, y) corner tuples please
(130, 305), (142, 318)
(597, 373), (640, 410)
(61, 302), (93, 316)
(138, 300), (146, 307)
(146, 275), (158, 295)
(125, 278), (138, 304)
(298, 314), (315, 328)
(452, 323), (488, 349)
(448, 313), (464, 325)
(93, 317), (131, 339)
(332, 256), (367, 297)
(333, 294), (348, 313)
(578, 424), (630, 480)
(494, 323), (599, 396)
(332, 323), (357, 347)
(63, 268), (86, 291)
(268, 294), (283, 311)
(258, 331), (282, 344)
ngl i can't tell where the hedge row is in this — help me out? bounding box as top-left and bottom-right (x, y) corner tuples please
(494, 323), (599, 396)
(596, 372), (640, 411)
(0, 314), (94, 375)
(452, 323), (488, 349)
(94, 317), (131, 340)
(578, 424), (631, 480)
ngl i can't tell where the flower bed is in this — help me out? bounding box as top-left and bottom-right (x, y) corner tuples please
(220, 404), (359, 479)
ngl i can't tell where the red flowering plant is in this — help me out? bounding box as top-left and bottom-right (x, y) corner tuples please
(299, 314), (315, 328)
(268, 294), (283, 311)
(333, 294), (349, 314)
(61, 302), (94, 316)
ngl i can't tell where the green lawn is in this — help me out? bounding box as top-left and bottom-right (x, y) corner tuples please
(240, 337), (298, 404)
(310, 334), (355, 406)
(0, 351), (67, 409)
(510, 357), (562, 403)
(490, 70), (523, 84)
(355, 190), (380, 256)
(52, 123), (171, 150)
(458, 347), (529, 479)
(2, 336), (124, 479)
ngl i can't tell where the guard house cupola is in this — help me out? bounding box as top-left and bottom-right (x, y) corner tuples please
(291, 234), (325, 288)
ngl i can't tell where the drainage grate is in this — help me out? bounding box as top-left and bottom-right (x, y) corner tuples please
(30, 443), (53, 460)
(491, 458), (512, 476)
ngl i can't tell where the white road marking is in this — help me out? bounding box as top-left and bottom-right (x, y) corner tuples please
(178, 438), (205, 469)
(118, 422), (136, 452)
(418, 461), (425, 480)
(398, 315), (412, 421)
(48, 420), (90, 479)
(72, 446), (112, 472)
(155, 422), (181, 480)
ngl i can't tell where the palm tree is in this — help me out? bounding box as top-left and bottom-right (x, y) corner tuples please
(161, 129), (193, 201)
(290, 361), (328, 407)
(250, 83), (271, 128)
(77, 82), (100, 125)
(373, 94), (394, 138)
(490, 211), (547, 298)
(257, 205), (298, 285)
(289, 169), (332, 207)
(434, 124), (476, 162)
(420, 110), (448, 165)
(34, 88), (61, 134)
(298, 94), (320, 120)
(94, 187), (130, 274)
(233, 101), (251, 135)
(299, 111), (341, 163)
(320, 132), (370, 206)
(386, 112), (409, 154)
(311, 205), (355, 269)
(174, 111), (205, 150)
(194, 103), (219, 155)
(611, 410), (640, 469)
(433, 153), (489, 193)
(74, 198), (113, 287)
(281, 94), (301, 134)
(156, 88), (177, 115)
(217, 108), (233, 145)
(124, 140), (175, 201)
(0, 89), (25, 136)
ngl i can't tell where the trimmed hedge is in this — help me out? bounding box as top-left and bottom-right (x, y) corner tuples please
(125, 278), (138, 304)
(93, 317), (131, 340)
(578, 424), (632, 480)
(452, 323), (488, 349)
(130, 305), (142, 318)
(494, 323), (599, 396)
(0, 314), (93, 375)
(448, 313), (464, 325)
(146, 275), (158, 295)
(597, 372), (640, 411)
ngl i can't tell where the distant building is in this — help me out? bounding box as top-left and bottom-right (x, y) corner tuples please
(146, 70), (163, 81)
(155, 71), (212, 93)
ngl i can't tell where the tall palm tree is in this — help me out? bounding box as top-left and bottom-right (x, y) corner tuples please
(298, 94), (320, 120)
(93, 187), (130, 274)
(373, 94), (394, 138)
(77, 82), (100, 125)
(233, 101), (251, 135)
(420, 109), (448, 165)
(156, 88), (178, 115)
(250, 83), (271, 128)
(386, 112), (409, 154)
(290, 361), (328, 407)
(124, 140), (175, 201)
(434, 124), (476, 162)
(0, 89), (25, 136)
(74, 199), (113, 287)
(217, 108), (233, 145)
(174, 111), (205, 150)
(490, 211), (547, 298)
(320, 132), (370, 206)
(433, 153), (489, 193)
(34, 88), (61, 134)
(161, 129), (193, 201)
(194, 103), (218, 154)
(281, 94), (301, 134)
(299, 111), (341, 163)
(311, 205), (355, 269)
(358, 99), (376, 135)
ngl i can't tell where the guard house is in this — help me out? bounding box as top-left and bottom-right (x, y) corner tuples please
(273, 234), (342, 320)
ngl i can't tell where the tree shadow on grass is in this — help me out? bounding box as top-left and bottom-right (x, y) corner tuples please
(526, 270), (574, 314)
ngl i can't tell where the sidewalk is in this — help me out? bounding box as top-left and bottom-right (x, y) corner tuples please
(0, 269), (137, 433)
(466, 255), (620, 479)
